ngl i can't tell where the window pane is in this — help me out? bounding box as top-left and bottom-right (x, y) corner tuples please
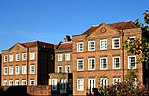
(88, 58), (95, 70)
(113, 57), (120, 69)
(100, 57), (107, 70)
(15, 66), (20, 74)
(16, 54), (20, 61)
(4, 67), (8, 75)
(9, 54), (13, 62)
(22, 53), (27, 60)
(58, 54), (63, 61)
(100, 40), (107, 50)
(77, 42), (83, 52)
(112, 38), (120, 49)
(77, 59), (83, 71)
(9, 66), (13, 75)
(52, 79), (57, 91)
(30, 52), (35, 60)
(58, 66), (62, 73)
(22, 65), (26, 74)
(30, 65), (35, 74)
(77, 79), (84, 91)
(4, 55), (8, 62)
(88, 41), (95, 51)
(128, 56), (136, 69)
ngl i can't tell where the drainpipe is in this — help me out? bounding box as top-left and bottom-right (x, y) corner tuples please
(26, 47), (29, 86)
(121, 29), (125, 81)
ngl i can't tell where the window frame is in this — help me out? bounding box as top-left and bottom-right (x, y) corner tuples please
(100, 57), (108, 70)
(65, 53), (70, 61)
(88, 41), (95, 51)
(9, 80), (13, 86)
(112, 38), (120, 49)
(77, 79), (84, 91)
(100, 78), (108, 87)
(15, 80), (20, 86)
(77, 59), (84, 71)
(4, 80), (8, 86)
(4, 67), (8, 75)
(9, 54), (14, 62)
(22, 80), (27, 85)
(113, 56), (120, 69)
(16, 54), (20, 61)
(113, 78), (121, 85)
(100, 39), (107, 50)
(77, 42), (84, 52)
(30, 80), (35, 85)
(30, 65), (35, 74)
(128, 56), (136, 69)
(22, 65), (27, 74)
(4, 55), (8, 62)
(58, 66), (63, 73)
(22, 53), (27, 61)
(30, 52), (35, 60)
(9, 66), (13, 75)
(88, 58), (95, 70)
(52, 79), (58, 91)
(60, 79), (67, 93)
(58, 54), (63, 61)
(65, 65), (70, 73)
(129, 36), (135, 43)
(88, 78), (96, 92)
(15, 66), (20, 75)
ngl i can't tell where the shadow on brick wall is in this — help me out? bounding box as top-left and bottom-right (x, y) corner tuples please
(0, 86), (30, 96)
(0, 85), (51, 96)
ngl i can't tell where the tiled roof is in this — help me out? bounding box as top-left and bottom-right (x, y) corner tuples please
(21, 41), (54, 49)
(82, 26), (98, 35)
(108, 21), (137, 30)
(81, 21), (137, 35)
(55, 42), (72, 50)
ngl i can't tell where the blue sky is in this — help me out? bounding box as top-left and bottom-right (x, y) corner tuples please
(0, 0), (148, 52)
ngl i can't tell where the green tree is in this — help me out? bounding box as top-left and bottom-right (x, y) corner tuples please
(98, 69), (148, 96)
(123, 11), (149, 64)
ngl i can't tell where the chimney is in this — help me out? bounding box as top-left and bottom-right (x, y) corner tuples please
(64, 35), (71, 42)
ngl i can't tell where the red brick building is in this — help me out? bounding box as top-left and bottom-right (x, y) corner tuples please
(72, 21), (144, 95)
(49, 35), (73, 95)
(1, 41), (54, 86)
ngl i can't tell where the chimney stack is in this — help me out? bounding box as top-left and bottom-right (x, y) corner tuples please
(64, 35), (71, 42)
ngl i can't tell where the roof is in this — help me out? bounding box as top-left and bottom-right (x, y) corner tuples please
(81, 21), (137, 35)
(81, 26), (98, 35)
(108, 21), (137, 30)
(55, 42), (72, 50)
(21, 41), (54, 49)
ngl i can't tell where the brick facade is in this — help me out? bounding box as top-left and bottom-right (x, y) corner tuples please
(0, 21), (149, 96)
(72, 21), (143, 95)
(1, 41), (54, 86)
(49, 36), (73, 95)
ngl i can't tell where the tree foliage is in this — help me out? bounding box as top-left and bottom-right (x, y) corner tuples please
(98, 69), (148, 96)
(123, 11), (149, 64)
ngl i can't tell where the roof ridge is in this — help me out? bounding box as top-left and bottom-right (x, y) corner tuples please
(108, 20), (133, 25)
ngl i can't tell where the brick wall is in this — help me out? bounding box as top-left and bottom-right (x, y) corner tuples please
(0, 85), (51, 96)
(72, 23), (142, 95)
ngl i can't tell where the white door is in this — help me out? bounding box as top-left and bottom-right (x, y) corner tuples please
(60, 79), (67, 93)
(88, 78), (95, 92)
